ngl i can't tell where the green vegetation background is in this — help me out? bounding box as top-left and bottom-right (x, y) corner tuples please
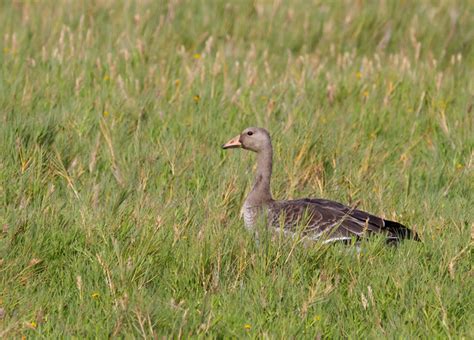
(1, 0), (473, 338)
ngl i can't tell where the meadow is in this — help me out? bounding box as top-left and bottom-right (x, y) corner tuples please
(0, 0), (473, 338)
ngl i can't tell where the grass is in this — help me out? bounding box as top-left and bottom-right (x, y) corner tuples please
(0, 0), (473, 337)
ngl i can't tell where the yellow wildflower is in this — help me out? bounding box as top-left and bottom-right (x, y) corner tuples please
(356, 71), (362, 79)
(103, 74), (110, 81)
(27, 321), (37, 329)
(91, 292), (100, 299)
(313, 315), (321, 321)
(193, 95), (200, 103)
(387, 81), (394, 93)
(103, 111), (109, 117)
(363, 90), (369, 98)
(438, 100), (447, 110)
(193, 53), (201, 60)
(244, 324), (251, 330)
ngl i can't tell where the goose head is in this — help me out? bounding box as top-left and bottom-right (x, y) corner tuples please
(222, 127), (271, 153)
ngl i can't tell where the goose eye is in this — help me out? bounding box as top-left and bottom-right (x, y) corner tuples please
(247, 131), (253, 136)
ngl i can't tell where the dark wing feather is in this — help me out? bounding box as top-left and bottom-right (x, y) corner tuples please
(306, 198), (419, 240)
(268, 198), (418, 242)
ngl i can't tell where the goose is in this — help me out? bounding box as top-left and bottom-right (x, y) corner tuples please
(222, 127), (419, 244)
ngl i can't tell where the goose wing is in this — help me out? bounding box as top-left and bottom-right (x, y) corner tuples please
(268, 198), (417, 242)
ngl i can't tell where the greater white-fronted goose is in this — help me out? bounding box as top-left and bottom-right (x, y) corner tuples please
(222, 127), (419, 244)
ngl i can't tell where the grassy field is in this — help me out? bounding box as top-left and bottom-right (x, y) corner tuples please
(1, 0), (473, 338)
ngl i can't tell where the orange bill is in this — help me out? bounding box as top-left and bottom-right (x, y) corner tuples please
(222, 135), (242, 149)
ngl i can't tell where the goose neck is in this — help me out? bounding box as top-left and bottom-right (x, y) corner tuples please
(248, 146), (273, 204)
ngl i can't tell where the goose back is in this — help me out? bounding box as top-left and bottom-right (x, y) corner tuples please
(266, 198), (418, 243)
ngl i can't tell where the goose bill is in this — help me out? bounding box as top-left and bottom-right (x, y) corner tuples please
(222, 135), (242, 149)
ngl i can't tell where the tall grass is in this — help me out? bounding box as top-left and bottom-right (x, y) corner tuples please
(1, 0), (473, 337)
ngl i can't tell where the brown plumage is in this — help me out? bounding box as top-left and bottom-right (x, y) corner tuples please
(222, 127), (419, 244)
